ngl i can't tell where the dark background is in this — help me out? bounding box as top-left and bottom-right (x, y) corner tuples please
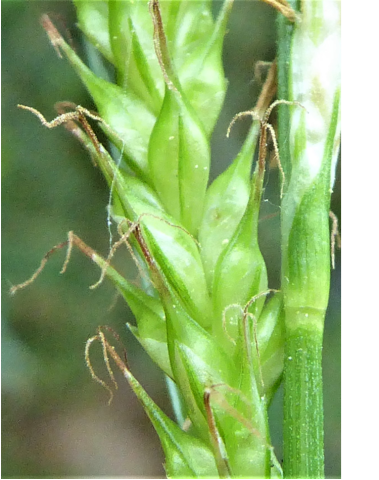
(2, 1), (341, 478)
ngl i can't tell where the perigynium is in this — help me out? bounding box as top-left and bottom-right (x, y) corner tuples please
(10, 1), (340, 478)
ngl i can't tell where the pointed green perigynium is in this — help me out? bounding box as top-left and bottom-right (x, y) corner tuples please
(199, 121), (259, 290)
(212, 161), (268, 355)
(141, 216), (213, 330)
(148, 86), (210, 235)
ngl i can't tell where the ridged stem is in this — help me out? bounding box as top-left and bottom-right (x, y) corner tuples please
(277, 0), (340, 477)
(283, 318), (324, 478)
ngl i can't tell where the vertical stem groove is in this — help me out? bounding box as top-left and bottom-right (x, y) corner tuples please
(283, 324), (324, 478)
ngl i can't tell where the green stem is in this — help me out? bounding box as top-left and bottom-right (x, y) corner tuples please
(276, 0), (298, 192)
(283, 318), (324, 478)
(277, 1), (339, 477)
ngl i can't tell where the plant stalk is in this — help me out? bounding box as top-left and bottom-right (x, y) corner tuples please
(277, 0), (340, 477)
(283, 319), (324, 478)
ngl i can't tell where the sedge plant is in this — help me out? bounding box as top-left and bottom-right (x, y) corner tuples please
(11, 0), (340, 478)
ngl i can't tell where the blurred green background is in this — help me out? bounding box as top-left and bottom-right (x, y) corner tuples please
(2, 1), (341, 478)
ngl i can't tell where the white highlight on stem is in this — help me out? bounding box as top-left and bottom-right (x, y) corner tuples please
(290, 0), (341, 185)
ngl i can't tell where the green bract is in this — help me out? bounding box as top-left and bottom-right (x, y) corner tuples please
(14, 0), (340, 477)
